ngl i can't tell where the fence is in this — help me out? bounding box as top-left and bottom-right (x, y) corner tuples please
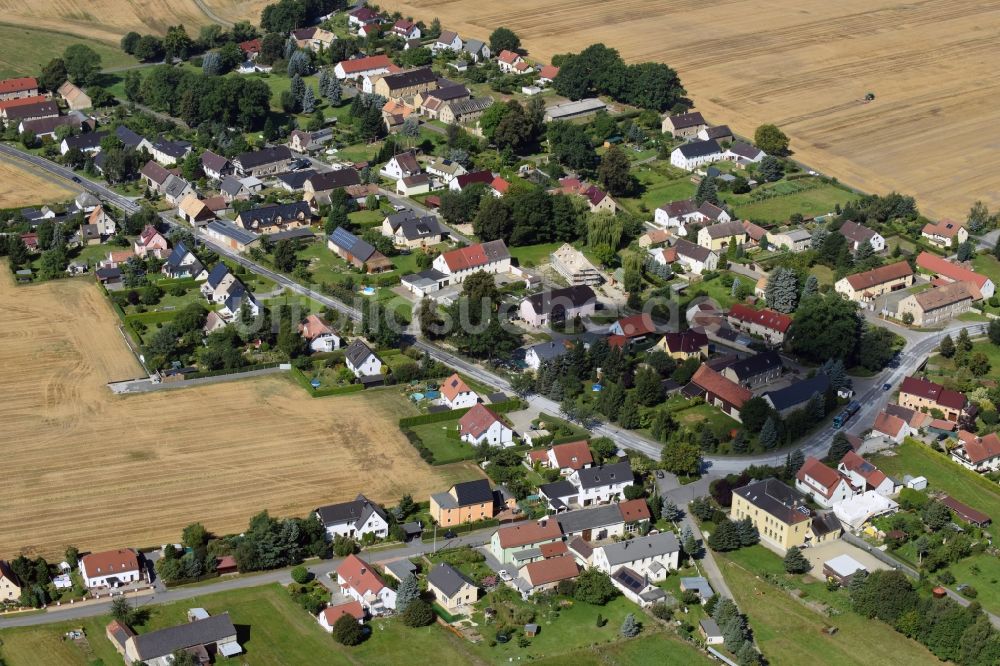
(288, 365), (366, 397)
(184, 362), (282, 380)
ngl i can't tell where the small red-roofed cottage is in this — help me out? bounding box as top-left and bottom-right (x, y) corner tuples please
(838, 451), (895, 496)
(490, 176), (510, 198)
(618, 499), (651, 530)
(497, 50), (525, 73)
(336, 555), (396, 615)
(609, 313), (657, 342)
(459, 403), (513, 447)
(432, 239), (511, 283)
(870, 411), (910, 444)
(133, 224), (169, 259)
(687, 365), (752, 422)
(80, 549), (143, 588)
(538, 65), (560, 85)
(519, 556), (579, 597)
(726, 303), (792, 346)
(952, 430), (1000, 473)
(318, 600), (365, 630)
(546, 440), (594, 474)
(794, 457), (855, 508)
(440, 373), (478, 409)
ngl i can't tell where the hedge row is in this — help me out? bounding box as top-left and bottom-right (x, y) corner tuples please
(401, 427), (435, 465)
(288, 365), (365, 397)
(184, 362), (280, 380)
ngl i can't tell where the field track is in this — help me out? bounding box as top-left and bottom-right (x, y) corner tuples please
(0, 270), (481, 558)
(381, 0), (1000, 220)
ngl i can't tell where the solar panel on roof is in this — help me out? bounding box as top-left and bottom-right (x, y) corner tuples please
(614, 569), (644, 593)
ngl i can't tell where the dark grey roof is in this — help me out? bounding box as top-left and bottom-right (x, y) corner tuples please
(427, 84), (470, 101)
(328, 226), (377, 261)
(385, 559), (418, 580)
(445, 97), (493, 116)
(276, 169), (316, 189)
(315, 494), (387, 528)
(165, 242), (191, 269)
(151, 136), (191, 160)
(307, 168), (362, 191)
(95, 266), (121, 280)
(556, 504), (624, 534)
(451, 479), (492, 506)
(726, 141), (763, 160)
(764, 374), (830, 411)
(703, 125), (732, 140)
(599, 532), (679, 566)
(811, 511), (842, 537)
(574, 462), (633, 490)
(207, 220), (258, 246)
(205, 262), (231, 290)
(385, 211), (443, 241)
(63, 132), (106, 151)
(236, 201), (311, 230)
(220, 176), (246, 196)
(526, 340), (570, 362)
(524, 285), (596, 315)
(733, 478), (812, 525)
(6, 100), (58, 120)
(162, 174), (191, 199)
(676, 139), (721, 159)
(266, 227), (315, 242)
(131, 614), (237, 660)
(235, 145), (292, 170)
(674, 238), (713, 263)
(201, 150), (230, 173)
(539, 480), (577, 500)
(381, 67), (437, 90)
(115, 126), (144, 148)
(402, 268), (449, 289)
(667, 111), (706, 130)
(345, 339), (376, 368)
(723, 351), (782, 381)
(427, 562), (474, 597)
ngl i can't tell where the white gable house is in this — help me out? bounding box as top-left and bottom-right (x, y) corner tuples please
(568, 462), (633, 506)
(315, 494), (389, 540)
(344, 339), (383, 377)
(592, 532), (680, 582)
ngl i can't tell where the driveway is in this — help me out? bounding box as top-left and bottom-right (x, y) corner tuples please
(800, 539), (892, 575)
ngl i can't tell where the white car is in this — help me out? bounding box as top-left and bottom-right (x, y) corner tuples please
(499, 570), (513, 582)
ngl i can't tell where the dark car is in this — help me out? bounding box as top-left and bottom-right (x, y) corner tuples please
(882, 383), (892, 391)
(444, 529), (457, 539)
(71, 176), (81, 183)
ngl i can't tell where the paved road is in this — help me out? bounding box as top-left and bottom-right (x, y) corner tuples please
(0, 530), (493, 629)
(3, 143), (984, 471)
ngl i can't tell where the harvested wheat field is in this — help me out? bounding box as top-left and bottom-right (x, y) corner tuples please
(0, 158), (79, 208)
(381, 0), (1000, 219)
(0, 270), (482, 558)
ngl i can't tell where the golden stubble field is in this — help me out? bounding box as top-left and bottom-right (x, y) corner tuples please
(0, 159), (79, 208)
(0, 270), (481, 558)
(0, 0), (271, 45)
(381, 0), (1000, 220)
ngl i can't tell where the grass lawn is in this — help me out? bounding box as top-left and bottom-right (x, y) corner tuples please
(509, 242), (564, 268)
(717, 551), (940, 665)
(619, 164), (694, 217)
(672, 402), (740, 434)
(532, 634), (712, 665)
(972, 254), (1000, 290)
(468, 593), (648, 663)
(923, 340), (1000, 386)
(808, 264), (835, 286)
(410, 419), (476, 464)
(681, 271), (742, 310)
(947, 553), (1000, 616)
(870, 438), (1000, 537)
(724, 181), (859, 223)
(0, 24), (138, 79)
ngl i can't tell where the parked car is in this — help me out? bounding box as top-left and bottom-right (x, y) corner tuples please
(882, 383), (892, 391)
(499, 570), (513, 582)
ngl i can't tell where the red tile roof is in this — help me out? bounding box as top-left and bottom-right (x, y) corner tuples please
(498, 50), (522, 64)
(843, 260), (913, 291)
(337, 54), (392, 75)
(618, 499), (651, 523)
(321, 600), (365, 624)
(438, 239), (509, 272)
(839, 450), (888, 488)
(0, 77), (37, 95)
(727, 303), (792, 333)
(796, 457), (847, 499)
(539, 65), (560, 79)
(899, 376), (966, 410)
(239, 38), (262, 54)
(922, 218), (965, 239)
(441, 373), (473, 402)
(690, 365), (752, 409)
(0, 95), (48, 112)
(528, 450), (548, 464)
(299, 314), (335, 340)
(337, 554), (386, 596)
(916, 251), (990, 295)
(939, 495), (991, 526)
(957, 430), (1000, 464)
(614, 313), (656, 338)
(539, 541), (569, 558)
(872, 412), (906, 438)
(459, 403), (504, 438)
(496, 518), (562, 548)
(523, 555), (579, 586)
(81, 549), (140, 577)
(550, 441), (593, 470)
(490, 176), (510, 194)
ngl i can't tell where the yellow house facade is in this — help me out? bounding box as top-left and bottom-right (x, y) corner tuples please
(429, 479), (495, 527)
(730, 478), (813, 551)
(0, 560), (22, 601)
